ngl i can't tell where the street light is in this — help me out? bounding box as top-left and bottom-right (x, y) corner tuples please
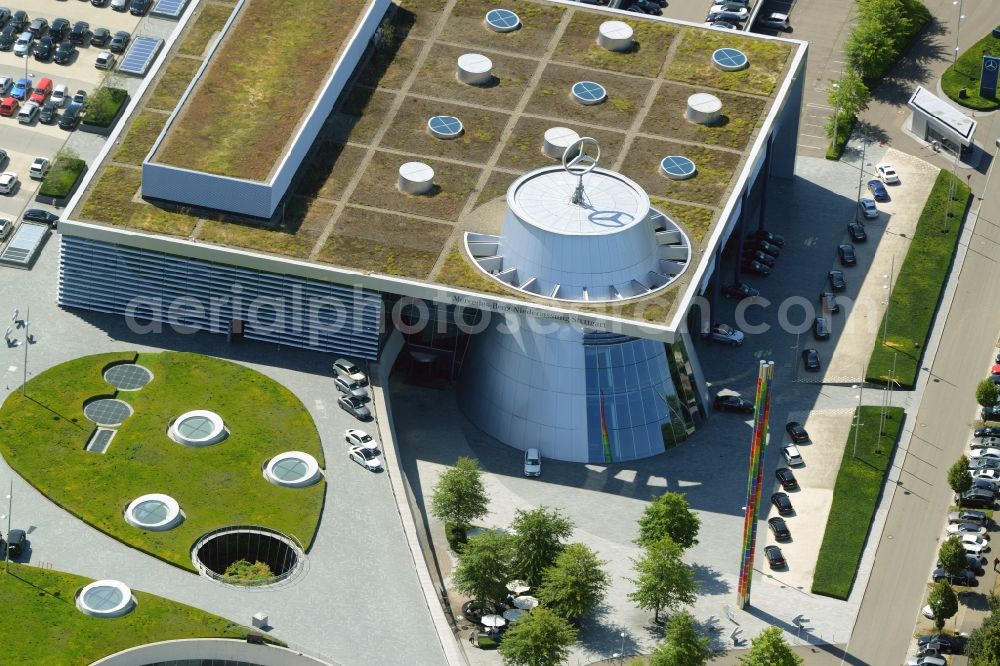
(952, 1), (965, 69)
(831, 82), (841, 148)
(618, 632), (626, 665)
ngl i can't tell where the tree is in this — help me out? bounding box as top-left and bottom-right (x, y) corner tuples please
(939, 536), (969, 577)
(927, 580), (959, 631)
(649, 610), (713, 666)
(508, 507), (574, 588)
(627, 536), (698, 623)
(537, 543), (610, 622)
(947, 456), (973, 499)
(977, 380), (1000, 408)
(967, 609), (1000, 666)
(430, 456), (489, 528)
(825, 68), (872, 143)
(498, 606), (577, 666)
(636, 492), (701, 550)
(452, 531), (512, 605)
(739, 627), (802, 666)
(844, 21), (896, 81)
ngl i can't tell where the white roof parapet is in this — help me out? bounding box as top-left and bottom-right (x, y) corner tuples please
(907, 85), (977, 147)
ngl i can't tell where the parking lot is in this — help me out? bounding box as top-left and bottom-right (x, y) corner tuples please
(0, 0), (144, 229)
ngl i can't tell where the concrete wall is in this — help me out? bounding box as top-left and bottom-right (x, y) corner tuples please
(141, 0), (392, 218)
(90, 638), (336, 666)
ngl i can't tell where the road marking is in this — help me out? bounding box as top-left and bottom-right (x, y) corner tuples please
(314, 399), (325, 411)
(7, 366), (15, 372)
(806, 102), (834, 110)
(802, 133), (828, 140)
(797, 143), (827, 150)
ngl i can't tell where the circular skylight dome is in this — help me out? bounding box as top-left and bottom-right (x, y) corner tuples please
(84, 398), (133, 426)
(712, 47), (749, 71)
(103, 364), (153, 390)
(572, 81), (607, 105)
(77, 580), (135, 618)
(660, 156), (697, 180)
(264, 451), (322, 488)
(428, 115), (464, 139)
(124, 493), (183, 531)
(485, 8), (520, 32)
(168, 410), (228, 447)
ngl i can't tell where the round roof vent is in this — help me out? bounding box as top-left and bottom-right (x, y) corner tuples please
(542, 127), (580, 160)
(686, 93), (722, 125)
(398, 162), (435, 195)
(428, 115), (464, 139)
(598, 20), (634, 52)
(660, 156), (697, 180)
(457, 53), (493, 85)
(77, 580), (135, 618)
(124, 493), (183, 531)
(485, 8), (520, 32)
(712, 47), (749, 71)
(572, 81), (607, 105)
(169, 410), (228, 447)
(264, 451), (322, 488)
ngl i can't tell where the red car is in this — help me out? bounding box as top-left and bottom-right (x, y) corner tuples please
(0, 96), (18, 117)
(28, 77), (52, 105)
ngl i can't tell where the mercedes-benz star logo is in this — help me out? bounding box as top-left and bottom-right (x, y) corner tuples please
(563, 137), (601, 176)
(985, 59), (999, 72)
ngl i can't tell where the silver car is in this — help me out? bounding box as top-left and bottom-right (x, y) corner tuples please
(338, 395), (371, 420)
(13, 31), (32, 57)
(335, 376), (369, 400)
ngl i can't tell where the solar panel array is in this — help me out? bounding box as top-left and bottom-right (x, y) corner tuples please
(84, 398), (133, 426)
(104, 364), (153, 390)
(151, 0), (190, 18)
(0, 222), (48, 267)
(571, 81), (607, 104)
(86, 428), (116, 454)
(118, 37), (164, 77)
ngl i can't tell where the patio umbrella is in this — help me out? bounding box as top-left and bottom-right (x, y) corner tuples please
(506, 580), (530, 594)
(512, 595), (539, 610)
(481, 614), (506, 628)
(502, 608), (526, 622)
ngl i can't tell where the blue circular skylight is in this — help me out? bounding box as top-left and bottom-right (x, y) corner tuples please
(712, 48), (749, 71)
(427, 115), (464, 139)
(485, 9), (520, 32)
(572, 81), (607, 105)
(660, 156), (697, 180)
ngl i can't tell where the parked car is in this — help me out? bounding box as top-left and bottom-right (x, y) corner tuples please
(969, 457), (1000, 471)
(820, 291), (841, 315)
(813, 316), (830, 340)
(961, 489), (996, 509)
(906, 656), (946, 666)
(0, 149), (7, 168)
(22, 209), (59, 227)
(73, 89), (87, 105)
(51, 84), (69, 107)
(10, 77), (30, 100)
(970, 448), (1000, 461)
(970, 468), (1000, 482)
(345, 428), (377, 450)
(747, 229), (785, 246)
(972, 478), (998, 494)
(785, 422), (809, 443)
(110, 29), (130, 53)
(17, 101), (39, 124)
(858, 197), (879, 219)
(0, 96), (18, 117)
(702, 322), (744, 346)
(29, 157), (50, 180)
(28, 77), (52, 104)
(828, 270), (846, 292)
(722, 282), (759, 300)
(0, 218), (12, 240)
(867, 179), (890, 202)
(775, 467), (798, 490)
(129, 0), (151, 15)
(976, 427), (1000, 438)
(39, 100), (58, 124)
(90, 27), (111, 47)
(69, 20), (90, 44)
(0, 172), (17, 195)
(0, 79), (8, 99)
(13, 31), (33, 57)
(110, 0), (128, 11)
(58, 102), (82, 130)
(53, 39), (75, 64)
(781, 444), (803, 467)
(335, 375), (369, 400)
(916, 634), (959, 654)
(707, 6), (748, 21)
(838, 244), (856, 266)
(742, 259), (771, 276)
(768, 517), (790, 540)
(32, 35), (53, 60)
(348, 445), (382, 471)
(27, 17), (48, 39)
(334, 358), (368, 384)
(524, 448), (541, 477)
(49, 17), (70, 41)
(705, 20), (738, 29)
(757, 11), (792, 31)
(9, 10), (27, 31)
(931, 567), (975, 585)
(6, 528), (25, 557)
(763, 545), (785, 569)
(801, 348), (821, 371)
(946, 523), (988, 536)
(983, 405), (1000, 420)
(338, 395), (370, 420)
(876, 162), (900, 184)
(0, 25), (17, 51)
(949, 509), (988, 526)
(714, 394), (754, 414)
(95, 50), (116, 70)
(753, 240), (781, 257)
(848, 222), (868, 242)
(743, 249), (776, 267)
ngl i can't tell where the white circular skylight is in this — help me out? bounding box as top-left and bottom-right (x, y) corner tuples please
(124, 493), (183, 531)
(77, 580), (135, 618)
(660, 156), (697, 180)
(428, 115), (464, 139)
(712, 48), (749, 71)
(168, 410), (228, 447)
(572, 81), (607, 105)
(264, 451), (322, 488)
(485, 9), (520, 32)
(457, 53), (493, 85)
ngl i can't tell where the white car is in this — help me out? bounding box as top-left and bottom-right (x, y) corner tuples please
(970, 447), (1000, 461)
(348, 445), (382, 471)
(95, 51), (117, 71)
(0, 218), (12, 242)
(703, 21), (738, 29)
(907, 656), (946, 666)
(0, 172), (17, 195)
(758, 12), (792, 31)
(702, 323), (744, 346)
(334, 358), (368, 385)
(524, 448), (541, 477)
(876, 163), (900, 184)
(29, 157), (50, 180)
(971, 468), (1000, 482)
(960, 534), (990, 555)
(13, 31), (33, 58)
(782, 445), (804, 466)
(707, 6), (749, 21)
(51, 84), (70, 108)
(345, 428), (377, 451)
(921, 604), (935, 620)
(335, 375), (369, 400)
(946, 522), (988, 536)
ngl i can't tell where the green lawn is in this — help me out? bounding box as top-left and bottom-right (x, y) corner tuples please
(941, 31), (1000, 111)
(812, 406), (905, 599)
(0, 352), (325, 570)
(1, 564), (249, 665)
(866, 171), (970, 387)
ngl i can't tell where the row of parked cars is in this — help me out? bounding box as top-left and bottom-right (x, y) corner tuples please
(763, 422), (811, 569)
(0, 76), (89, 129)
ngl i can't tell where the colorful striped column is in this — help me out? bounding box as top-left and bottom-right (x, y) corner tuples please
(736, 360), (775, 609)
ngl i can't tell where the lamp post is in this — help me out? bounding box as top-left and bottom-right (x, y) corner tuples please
(5, 480), (11, 573)
(952, 1), (965, 70)
(831, 82), (841, 148)
(618, 632), (626, 665)
(854, 132), (868, 222)
(852, 371), (864, 458)
(881, 255), (894, 346)
(21, 307), (30, 397)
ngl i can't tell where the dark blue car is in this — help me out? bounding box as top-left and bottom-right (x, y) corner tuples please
(867, 179), (889, 202)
